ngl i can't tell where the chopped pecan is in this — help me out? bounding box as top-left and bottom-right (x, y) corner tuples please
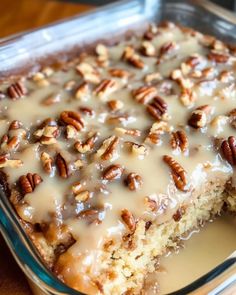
(95, 43), (108, 58)
(163, 155), (188, 191)
(132, 85), (157, 104)
(146, 96), (168, 120)
(19, 173), (43, 195)
(76, 62), (100, 84)
(66, 125), (77, 139)
(94, 79), (117, 98)
(143, 23), (158, 40)
(140, 41), (156, 57)
(1, 135), (19, 151)
(107, 100), (124, 111)
(170, 130), (188, 152)
(74, 133), (98, 153)
(60, 111), (84, 131)
(75, 82), (90, 100)
(7, 82), (27, 99)
(188, 105), (212, 129)
(97, 135), (119, 161)
(228, 109), (236, 129)
(208, 51), (229, 63)
(144, 197), (157, 212)
(40, 152), (53, 174)
(64, 79), (76, 91)
(79, 106), (94, 116)
(159, 41), (178, 57)
(41, 93), (61, 105)
(121, 209), (136, 232)
(102, 164), (123, 181)
(0, 155), (22, 168)
(221, 136), (236, 166)
(101, 136), (119, 160)
(115, 127), (141, 137)
(179, 88), (196, 107)
(9, 120), (22, 130)
(75, 190), (90, 202)
(55, 153), (69, 178)
(129, 142), (148, 157)
(78, 209), (100, 225)
(109, 68), (131, 79)
(145, 121), (170, 145)
(145, 72), (162, 83)
(173, 206), (186, 222)
(122, 46), (144, 69)
(124, 173), (143, 191)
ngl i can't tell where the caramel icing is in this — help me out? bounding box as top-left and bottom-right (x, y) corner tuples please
(0, 22), (236, 292)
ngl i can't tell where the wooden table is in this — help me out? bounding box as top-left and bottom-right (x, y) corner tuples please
(0, 1), (92, 294)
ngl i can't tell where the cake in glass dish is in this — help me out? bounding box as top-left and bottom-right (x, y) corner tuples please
(0, 21), (235, 294)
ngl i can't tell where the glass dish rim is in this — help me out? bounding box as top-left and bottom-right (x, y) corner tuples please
(0, 0), (235, 294)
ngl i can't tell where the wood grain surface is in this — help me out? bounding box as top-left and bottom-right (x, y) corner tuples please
(0, 1), (92, 294)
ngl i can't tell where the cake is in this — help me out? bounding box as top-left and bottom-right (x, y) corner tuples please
(0, 21), (235, 294)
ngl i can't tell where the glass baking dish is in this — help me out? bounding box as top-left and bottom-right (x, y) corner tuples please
(0, 0), (235, 294)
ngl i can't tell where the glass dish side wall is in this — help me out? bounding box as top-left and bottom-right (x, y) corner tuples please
(0, 1), (236, 294)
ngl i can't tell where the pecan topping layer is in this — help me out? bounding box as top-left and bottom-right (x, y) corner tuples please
(163, 155), (188, 191)
(19, 173), (43, 195)
(7, 82), (27, 99)
(170, 130), (188, 152)
(125, 173), (143, 191)
(55, 153), (69, 178)
(221, 136), (236, 166)
(146, 96), (168, 121)
(102, 164), (123, 181)
(121, 209), (136, 232)
(60, 111), (84, 131)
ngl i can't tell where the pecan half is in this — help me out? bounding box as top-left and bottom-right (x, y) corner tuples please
(163, 155), (187, 191)
(55, 153), (69, 178)
(146, 96), (168, 120)
(19, 173), (42, 195)
(94, 79), (117, 98)
(121, 209), (136, 232)
(132, 86), (157, 104)
(102, 164), (123, 181)
(221, 136), (236, 166)
(170, 130), (188, 152)
(40, 152), (53, 174)
(188, 105), (211, 129)
(228, 109), (236, 129)
(7, 82), (27, 99)
(60, 111), (84, 131)
(124, 173), (143, 191)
